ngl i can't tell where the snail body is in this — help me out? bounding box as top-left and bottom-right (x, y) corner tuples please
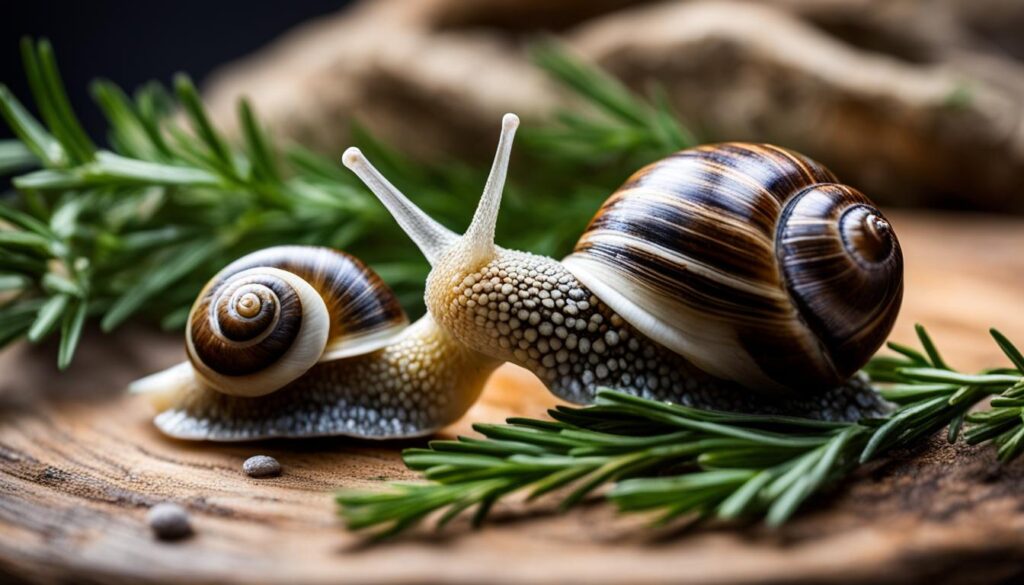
(343, 114), (902, 419)
(131, 246), (499, 440)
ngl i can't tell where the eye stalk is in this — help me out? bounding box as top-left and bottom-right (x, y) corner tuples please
(462, 113), (519, 265)
(342, 113), (520, 267)
(341, 148), (457, 266)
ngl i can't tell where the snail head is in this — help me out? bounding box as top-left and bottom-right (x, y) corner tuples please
(342, 113), (520, 311)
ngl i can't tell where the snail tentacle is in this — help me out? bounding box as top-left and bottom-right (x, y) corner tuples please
(461, 113), (519, 266)
(342, 148), (457, 266)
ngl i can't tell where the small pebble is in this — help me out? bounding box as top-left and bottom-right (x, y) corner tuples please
(147, 503), (192, 540)
(243, 455), (281, 478)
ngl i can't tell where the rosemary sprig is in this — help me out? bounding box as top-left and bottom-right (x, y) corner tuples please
(962, 329), (1024, 462)
(337, 325), (1024, 537)
(0, 38), (693, 368)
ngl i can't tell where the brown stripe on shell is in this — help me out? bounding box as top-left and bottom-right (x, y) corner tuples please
(190, 275), (302, 376)
(565, 142), (901, 393)
(188, 246), (407, 379)
(582, 189), (779, 284)
(775, 184), (903, 381)
(572, 143), (840, 323)
(219, 246), (407, 344)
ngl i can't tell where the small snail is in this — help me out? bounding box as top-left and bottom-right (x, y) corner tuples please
(130, 246), (501, 440)
(134, 113), (902, 441)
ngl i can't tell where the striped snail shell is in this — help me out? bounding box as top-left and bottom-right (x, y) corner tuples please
(186, 245), (408, 397)
(562, 143), (904, 393)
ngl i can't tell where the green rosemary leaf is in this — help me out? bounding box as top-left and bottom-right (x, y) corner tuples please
(964, 417), (1019, 445)
(132, 83), (175, 158)
(504, 417), (569, 432)
(90, 152), (222, 187)
(716, 470), (773, 519)
(173, 74), (236, 175)
(859, 395), (947, 462)
(91, 80), (151, 159)
(19, 38), (77, 163)
(41, 272), (80, 296)
(914, 324), (950, 370)
(560, 452), (656, 509)
(697, 446), (805, 469)
(767, 427), (857, 526)
(427, 437), (550, 457)
(0, 273), (28, 292)
(402, 450), (508, 471)
(0, 85), (64, 166)
(990, 397), (1024, 407)
(238, 99), (281, 184)
(947, 412), (966, 443)
(435, 493), (486, 530)
(527, 465), (597, 501)
(472, 423), (588, 449)
(611, 470), (756, 511)
(0, 250), (47, 274)
(0, 311), (37, 347)
(100, 239), (221, 331)
(32, 39), (95, 163)
(948, 385), (982, 405)
(878, 383), (958, 404)
(27, 292), (70, 342)
(0, 140), (36, 175)
(996, 421), (1024, 462)
(0, 230), (52, 254)
(57, 299), (87, 370)
(991, 329), (1024, 373)
(895, 368), (1019, 386)
(12, 169), (80, 190)
(885, 341), (931, 366)
(761, 448), (822, 501)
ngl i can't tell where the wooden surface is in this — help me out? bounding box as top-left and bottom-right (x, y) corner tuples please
(2, 211), (1024, 585)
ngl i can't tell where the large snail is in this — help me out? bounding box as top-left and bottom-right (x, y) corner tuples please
(133, 113), (903, 441)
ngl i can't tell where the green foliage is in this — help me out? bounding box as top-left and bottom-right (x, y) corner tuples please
(337, 325), (1024, 537)
(0, 38), (694, 368)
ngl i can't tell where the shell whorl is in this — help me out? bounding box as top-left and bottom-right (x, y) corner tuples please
(562, 143), (903, 393)
(187, 246), (408, 397)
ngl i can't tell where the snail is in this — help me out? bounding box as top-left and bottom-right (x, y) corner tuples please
(133, 113), (903, 441)
(342, 114), (902, 417)
(130, 246), (501, 440)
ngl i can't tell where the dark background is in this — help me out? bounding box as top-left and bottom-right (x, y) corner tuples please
(0, 0), (350, 144)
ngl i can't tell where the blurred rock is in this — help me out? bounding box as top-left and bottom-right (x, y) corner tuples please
(203, 0), (1024, 212)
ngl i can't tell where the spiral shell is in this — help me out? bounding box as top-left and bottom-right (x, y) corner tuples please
(187, 246), (408, 397)
(562, 143), (903, 393)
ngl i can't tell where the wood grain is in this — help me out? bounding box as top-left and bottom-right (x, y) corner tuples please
(2, 211), (1024, 585)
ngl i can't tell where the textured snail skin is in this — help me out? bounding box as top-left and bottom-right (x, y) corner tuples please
(426, 247), (885, 421)
(142, 316), (498, 440)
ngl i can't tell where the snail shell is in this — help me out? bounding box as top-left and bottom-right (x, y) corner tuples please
(562, 143), (903, 392)
(186, 246), (408, 397)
